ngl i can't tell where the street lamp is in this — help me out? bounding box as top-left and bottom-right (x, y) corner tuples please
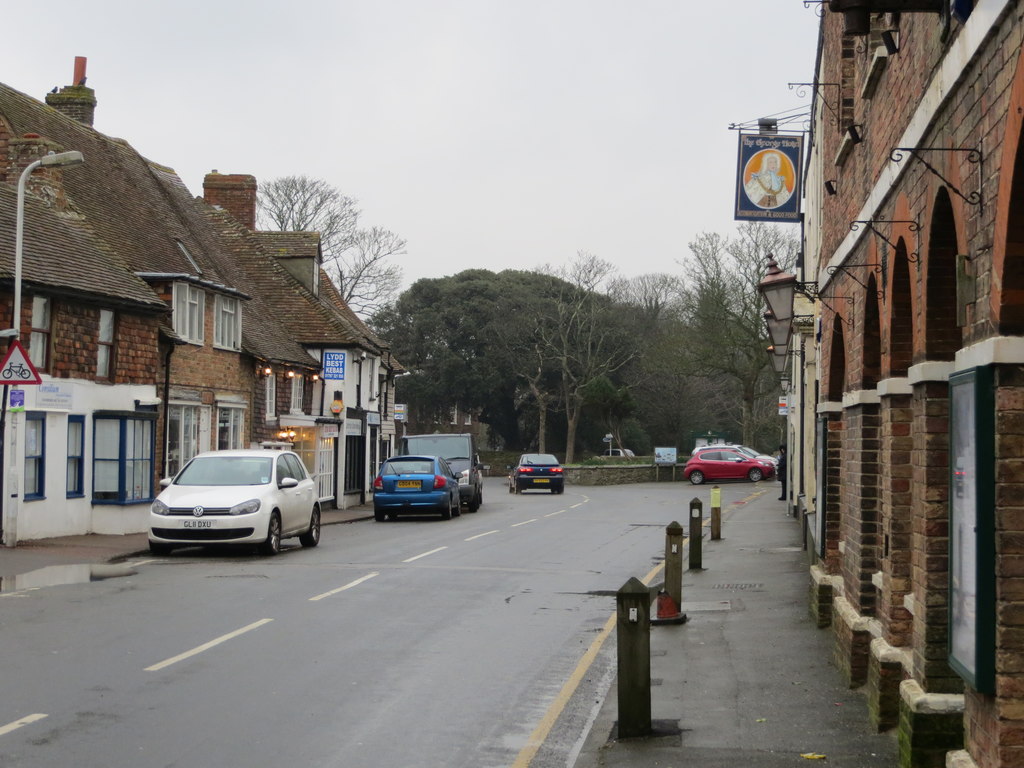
(764, 310), (793, 349)
(9, 151), (85, 337)
(757, 257), (799, 323)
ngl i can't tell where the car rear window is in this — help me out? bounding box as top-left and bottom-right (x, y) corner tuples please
(521, 454), (559, 465)
(385, 460), (434, 475)
(176, 457), (273, 486)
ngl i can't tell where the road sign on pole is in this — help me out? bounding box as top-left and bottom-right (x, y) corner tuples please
(0, 340), (41, 385)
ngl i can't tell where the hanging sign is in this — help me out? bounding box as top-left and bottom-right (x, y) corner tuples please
(0, 340), (42, 385)
(734, 133), (803, 222)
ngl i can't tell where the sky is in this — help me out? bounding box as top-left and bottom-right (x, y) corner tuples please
(1, 1), (820, 290)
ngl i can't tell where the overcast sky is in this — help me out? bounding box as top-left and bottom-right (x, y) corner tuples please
(2, 1), (820, 289)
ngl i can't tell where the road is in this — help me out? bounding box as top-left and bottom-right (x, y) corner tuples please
(0, 477), (754, 768)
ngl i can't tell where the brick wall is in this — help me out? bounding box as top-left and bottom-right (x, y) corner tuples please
(880, 393), (914, 648)
(840, 403), (882, 615)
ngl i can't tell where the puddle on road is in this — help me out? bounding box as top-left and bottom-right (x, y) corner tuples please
(0, 563), (137, 593)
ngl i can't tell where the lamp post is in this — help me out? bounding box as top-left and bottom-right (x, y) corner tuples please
(3, 150), (84, 546)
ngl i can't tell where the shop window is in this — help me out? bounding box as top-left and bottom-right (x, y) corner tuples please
(167, 404), (203, 478)
(67, 415), (84, 497)
(217, 406), (245, 450)
(25, 412), (45, 500)
(93, 414), (155, 504)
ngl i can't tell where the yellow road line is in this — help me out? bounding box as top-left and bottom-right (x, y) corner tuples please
(0, 714), (47, 738)
(309, 572), (378, 602)
(511, 560), (665, 767)
(145, 619), (273, 672)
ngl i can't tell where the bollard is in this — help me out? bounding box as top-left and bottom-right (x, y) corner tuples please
(710, 485), (722, 540)
(664, 520), (684, 607)
(616, 577), (651, 738)
(689, 497), (703, 570)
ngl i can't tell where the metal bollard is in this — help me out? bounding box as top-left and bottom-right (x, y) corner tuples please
(710, 485), (721, 540)
(689, 497), (703, 570)
(616, 577), (651, 738)
(664, 521), (684, 607)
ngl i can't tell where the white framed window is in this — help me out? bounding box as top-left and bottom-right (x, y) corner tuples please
(97, 309), (115, 379)
(290, 375), (304, 414)
(265, 373), (276, 420)
(214, 295), (242, 351)
(217, 406), (245, 450)
(29, 295), (51, 370)
(166, 403), (206, 477)
(172, 283), (205, 344)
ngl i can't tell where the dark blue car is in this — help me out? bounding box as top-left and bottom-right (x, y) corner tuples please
(509, 453), (565, 494)
(372, 455), (461, 521)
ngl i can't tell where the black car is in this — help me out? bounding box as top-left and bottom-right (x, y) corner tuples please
(509, 453), (565, 494)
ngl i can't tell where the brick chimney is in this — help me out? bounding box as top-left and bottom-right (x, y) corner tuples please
(9, 134), (75, 212)
(203, 172), (257, 230)
(45, 56), (97, 126)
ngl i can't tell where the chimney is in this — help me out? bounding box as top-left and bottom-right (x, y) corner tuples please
(203, 172), (258, 230)
(9, 134), (75, 211)
(45, 56), (97, 126)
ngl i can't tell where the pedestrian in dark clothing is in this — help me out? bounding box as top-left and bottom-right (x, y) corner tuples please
(777, 445), (788, 501)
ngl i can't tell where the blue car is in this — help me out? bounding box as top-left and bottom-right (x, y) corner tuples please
(372, 455), (461, 521)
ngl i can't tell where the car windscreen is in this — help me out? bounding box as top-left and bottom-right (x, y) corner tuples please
(176, 457), (273, 486)
(404, 436), (470, 461)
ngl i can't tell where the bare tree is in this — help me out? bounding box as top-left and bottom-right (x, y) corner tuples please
(257, 175), (404, 316)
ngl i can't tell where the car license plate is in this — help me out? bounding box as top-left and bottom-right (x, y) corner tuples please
(183, 519), (215, 528)
(534, 478), (550, 483)
(397, 480), (420, 488)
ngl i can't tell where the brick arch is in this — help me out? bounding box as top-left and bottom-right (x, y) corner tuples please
(887, 237), (914, 376)
(992, 37), (1024, 331)
(923, 188), (961, 360)
(827, 314), (847, 401)
(862, 273), (881, 389)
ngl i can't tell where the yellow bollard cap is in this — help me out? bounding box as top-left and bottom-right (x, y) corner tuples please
(711, 486), (721, 507)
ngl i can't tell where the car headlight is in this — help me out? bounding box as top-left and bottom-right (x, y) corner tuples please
(458, 469), (470, 484)
(151, 499), (170, 516)
(229, 499), (261, 516)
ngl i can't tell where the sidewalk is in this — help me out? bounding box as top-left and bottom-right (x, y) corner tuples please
(573, 492), (900, 768)
(0, 505), (373, 587)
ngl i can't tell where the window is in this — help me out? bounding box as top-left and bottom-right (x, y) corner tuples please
(167, 404), (203, 478)
(93, 414), (155, 503)
(172, 282), (204, 344)
(67, 415), (84, 497)
(265, 373), (276, 420)
(214, 295), (241, 350)
(25, 412), (45, 500)
(29, 296), (51, 371)
(217, 406), (245, 450)
(290, 375), (304, 413)
(97, 310), (115, 379)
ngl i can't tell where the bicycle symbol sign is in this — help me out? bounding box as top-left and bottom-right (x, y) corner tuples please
(0, 340), (42, 385)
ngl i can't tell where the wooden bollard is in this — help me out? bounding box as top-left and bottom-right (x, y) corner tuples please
(689, 497), (703, 570)
(664, 520), (684, 607)
(710, 485), (722, 540)
(616, 577), (652, 738)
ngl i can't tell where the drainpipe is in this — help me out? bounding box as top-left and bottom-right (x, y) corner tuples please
(161, 344), (174, 477)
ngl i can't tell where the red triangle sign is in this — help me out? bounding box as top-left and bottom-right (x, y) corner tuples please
(0, 340), (42, 385)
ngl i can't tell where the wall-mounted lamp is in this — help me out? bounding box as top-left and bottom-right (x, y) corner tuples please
(261, 366), (272, 376)
(312, 373), (320, 381)
(846, 124), (864, 145)
(276, 429), (297, 441)
(881, 30), (899, 56)
(824, 180), (838, 196)
(286, 370), (295, 378)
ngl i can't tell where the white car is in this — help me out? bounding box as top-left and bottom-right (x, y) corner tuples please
(149, 449), (320, 556)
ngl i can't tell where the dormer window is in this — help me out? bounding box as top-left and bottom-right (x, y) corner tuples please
(172, 282), (204, 344)
(214, 295), (242, 351)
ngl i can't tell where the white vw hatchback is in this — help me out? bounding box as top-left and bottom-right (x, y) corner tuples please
(149, 449), (320, 556)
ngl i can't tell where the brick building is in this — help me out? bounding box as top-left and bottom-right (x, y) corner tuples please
(775, 3), (1024, 767)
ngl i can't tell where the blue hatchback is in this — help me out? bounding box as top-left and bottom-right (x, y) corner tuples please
(372, 455), (461, 521)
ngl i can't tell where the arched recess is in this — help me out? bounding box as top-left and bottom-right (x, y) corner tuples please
(888, 237), (914, 376)
(923, 188), (962, 360)
(997, 113), (1024, 331)
(862, 273), (881, 388)
(827, 314), (847, 401)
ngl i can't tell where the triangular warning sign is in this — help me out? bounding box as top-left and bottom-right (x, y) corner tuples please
(0, 340), (42, 385)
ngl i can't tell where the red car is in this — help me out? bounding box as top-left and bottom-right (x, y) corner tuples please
(683, 448), (774, 485)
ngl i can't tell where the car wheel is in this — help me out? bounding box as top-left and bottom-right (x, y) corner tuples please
(260, 512), (282, 555)
(689, 470), (705, 485)
(149, 541), (173, 556)
(508, 479), (515, 494)
(468, 487), (481, 512)
(748, 468), (764, 482)
(299, 505), (321, 547)
(451, 493), (461, 517)
(374, 509), (386, 522)
(440, 499), (452, 521)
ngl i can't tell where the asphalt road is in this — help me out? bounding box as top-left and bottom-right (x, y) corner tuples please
(0, 477), (757, 768)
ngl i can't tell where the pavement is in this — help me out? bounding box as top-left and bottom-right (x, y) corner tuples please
(0, 490), (900, 767)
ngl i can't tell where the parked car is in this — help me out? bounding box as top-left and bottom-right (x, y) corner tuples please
(509, 453), (565, 494)
(149, 449), (320, 556)
(372, 455), (461, 521)
(693, 443), (777, 468)
(683, 448), (774, 485)
(401, 433), (483, 511)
